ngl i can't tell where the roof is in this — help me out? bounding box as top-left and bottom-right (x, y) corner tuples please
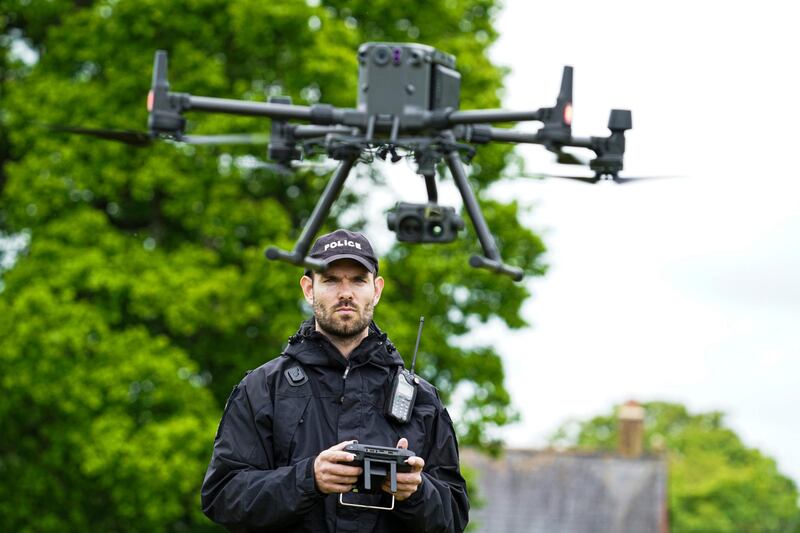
(461, 448), (668, 533)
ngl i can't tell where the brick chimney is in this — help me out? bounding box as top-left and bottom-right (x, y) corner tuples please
(618, 400), (646, 458)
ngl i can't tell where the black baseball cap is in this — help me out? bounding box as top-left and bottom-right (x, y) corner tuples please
(306, 229), (378, 275)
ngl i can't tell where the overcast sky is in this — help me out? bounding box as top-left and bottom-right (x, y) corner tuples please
(480, 0), (800, 484)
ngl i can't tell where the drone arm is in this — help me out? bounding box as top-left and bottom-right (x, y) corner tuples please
(291, 125), (354, 139)
(484, 128), (542, 144)
(444, 148), (523, 281)
(185, 95), (314, 120)
(480, 127), (598, 148)
(459, 126), (600, 153)
(446, 109), (544, 125)
(166, 90), (367, 127)
(264, 155), (358, 271)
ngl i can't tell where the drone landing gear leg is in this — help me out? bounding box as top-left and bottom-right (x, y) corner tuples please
(265, 155), (358, 272)
(444, 150), (524, 281)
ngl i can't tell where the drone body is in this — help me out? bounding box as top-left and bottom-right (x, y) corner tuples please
(357, 42), (461, 118)
(69, 42), (635, 281)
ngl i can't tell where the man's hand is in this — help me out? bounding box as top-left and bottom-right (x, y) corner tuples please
(382, 437), (424, 501)
(314, 440), (363, 494)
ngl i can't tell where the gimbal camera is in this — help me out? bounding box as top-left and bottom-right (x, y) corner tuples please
(68, 42), (635, 281)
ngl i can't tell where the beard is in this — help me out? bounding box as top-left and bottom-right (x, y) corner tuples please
(313, 298), (375, 341)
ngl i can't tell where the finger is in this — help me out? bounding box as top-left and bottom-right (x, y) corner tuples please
(327, 475), (360, 485)
(396, 437), (409, 449)
(327, 464), (363, 477)
(396, 472), (422, 484)
(325, 482), (356, 494)
(385, 474), (421, 490)
(322, 450), (358, 464)
(405, 456), (424, 471)
(394, 481), (421, 494)
(317, 472), (356, 494)
(382, 481), (414, 500)
(330, 439), (358, 452)
(381, 480), (399, 494)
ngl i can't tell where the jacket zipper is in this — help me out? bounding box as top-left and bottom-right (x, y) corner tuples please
(340, 363), (351, 404)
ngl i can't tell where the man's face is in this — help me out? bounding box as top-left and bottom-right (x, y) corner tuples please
(300, 259), (384, 341)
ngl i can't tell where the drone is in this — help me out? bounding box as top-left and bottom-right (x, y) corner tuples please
(61, 42), (637, 281)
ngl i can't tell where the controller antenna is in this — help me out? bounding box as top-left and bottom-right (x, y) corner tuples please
(410, 316), (424, 375)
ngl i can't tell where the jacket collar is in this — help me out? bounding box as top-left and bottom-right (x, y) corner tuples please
(283, 317), (404, 369)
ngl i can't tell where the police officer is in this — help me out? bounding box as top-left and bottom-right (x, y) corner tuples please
(201, 229), (469, 532)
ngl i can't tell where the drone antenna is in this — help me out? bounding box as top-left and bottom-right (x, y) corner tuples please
(153, 50), (169, 90)
(147, 50), (185, 136)
(540, 65), (574, 146)
(558, 67), (573, 103)
(410, 316), (424, 375)
(557, 65), (573, 127)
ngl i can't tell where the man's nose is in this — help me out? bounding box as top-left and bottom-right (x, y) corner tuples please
(337, 281), (355, 298)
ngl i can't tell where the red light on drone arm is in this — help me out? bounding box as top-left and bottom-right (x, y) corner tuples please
(147, 90), (154, 112)
(564, 103), (573, 126)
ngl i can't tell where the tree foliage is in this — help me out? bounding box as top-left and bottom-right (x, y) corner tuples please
(551, 401), (800, 533)
(1, 0), (545, 530)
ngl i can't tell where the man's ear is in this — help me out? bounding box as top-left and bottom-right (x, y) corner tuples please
(300, 274), (315, 306)
(372, 275), (385, 306)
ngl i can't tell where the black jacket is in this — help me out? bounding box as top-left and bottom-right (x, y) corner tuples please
(201, 319), (469, 532)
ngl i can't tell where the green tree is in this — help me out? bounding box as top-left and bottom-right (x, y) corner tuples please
(1, 0), (545, 530)
(551, 401), (800, 533)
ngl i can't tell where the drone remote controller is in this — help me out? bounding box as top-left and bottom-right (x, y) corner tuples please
(344, 443), (415, 491)
(339, 443), (415, 510)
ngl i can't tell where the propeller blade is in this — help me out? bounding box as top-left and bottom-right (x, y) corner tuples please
(508, 171), (679, 185)
(234, 154), (336, 175)
(50, 125), (152, 146)
(546, 174), (600, 184)
(513, 171), (600, 184)
(258, 163), (294, 176)
(233, 156), (293, 175)
(613, 175), (682, 184)
(177, 133), (270, 145)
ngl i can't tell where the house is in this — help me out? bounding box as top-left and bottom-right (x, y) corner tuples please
(461, 402), (669, 533)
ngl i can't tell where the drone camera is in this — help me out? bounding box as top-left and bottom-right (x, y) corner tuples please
(387, 202), (464, 243)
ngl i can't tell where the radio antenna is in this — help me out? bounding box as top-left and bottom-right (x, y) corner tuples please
(410, 316), (424, 375)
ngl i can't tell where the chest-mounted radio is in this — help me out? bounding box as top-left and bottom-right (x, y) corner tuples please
(386, 316), (425, 424)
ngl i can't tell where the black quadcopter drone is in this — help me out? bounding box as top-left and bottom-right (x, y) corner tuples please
(63, 42), (637, 281)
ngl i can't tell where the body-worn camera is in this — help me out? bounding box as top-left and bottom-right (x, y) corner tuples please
(357, 42), (461, 117)
(387, 202), (464, 243)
